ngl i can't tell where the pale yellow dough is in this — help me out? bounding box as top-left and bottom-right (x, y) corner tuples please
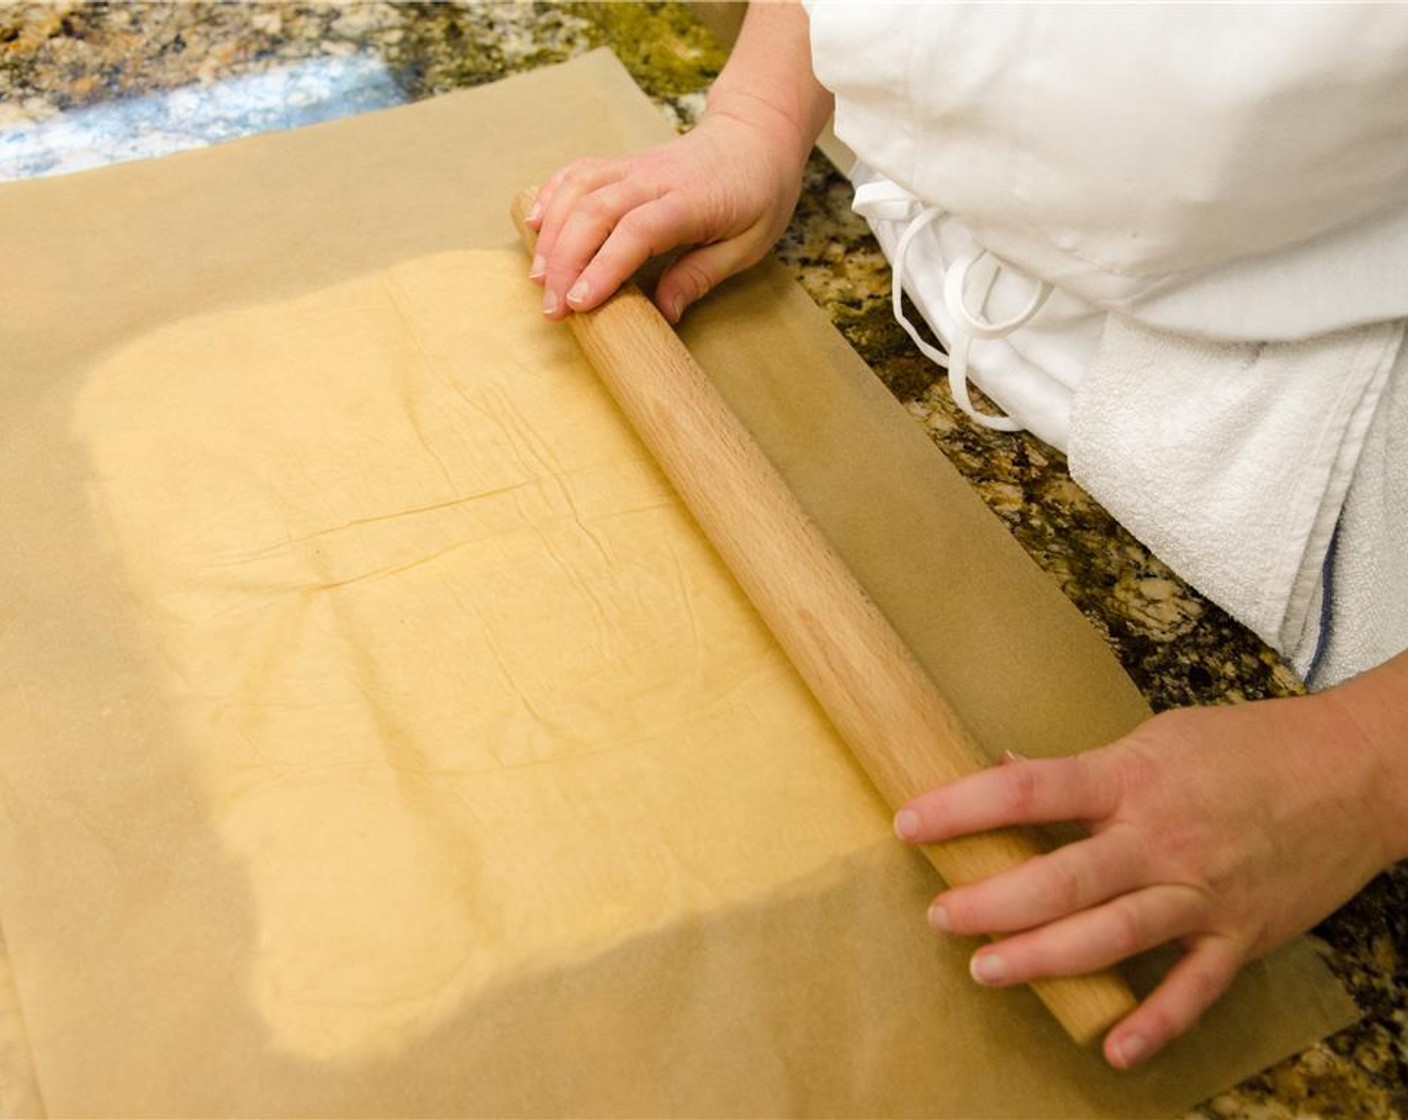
(69, 249), (881, 1061)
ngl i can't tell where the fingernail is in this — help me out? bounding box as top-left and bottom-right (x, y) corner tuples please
(664, 297), (683, 324)
(526, 199), (542, 224)
(893, 809), (920, 840)
(970, 953), (1005, 985)
(566, 278), (590, 307)
(529, 253), (546, 279)
(542, 290), (559, 316)
(1112, 1033), (1148, 1069)
(927, 903), (951, 932)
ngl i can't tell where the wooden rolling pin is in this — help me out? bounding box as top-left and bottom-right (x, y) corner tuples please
(511, 189), (1137, 1046)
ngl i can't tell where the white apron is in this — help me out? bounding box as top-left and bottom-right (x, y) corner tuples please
(803, 1), (1408, 685)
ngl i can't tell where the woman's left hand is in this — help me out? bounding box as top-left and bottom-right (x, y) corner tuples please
(894, 654), (1408, 1069)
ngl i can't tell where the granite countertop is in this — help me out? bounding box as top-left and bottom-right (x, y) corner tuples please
(2, 2), (1404, 1116)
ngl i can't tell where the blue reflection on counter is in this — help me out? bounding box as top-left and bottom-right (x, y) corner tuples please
(0, 53), (406, 182)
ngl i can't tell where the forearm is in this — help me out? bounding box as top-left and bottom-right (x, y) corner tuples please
(705, 2), (834, 169)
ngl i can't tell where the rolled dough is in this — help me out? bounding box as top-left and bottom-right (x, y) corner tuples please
(63, 249), (883, 1060)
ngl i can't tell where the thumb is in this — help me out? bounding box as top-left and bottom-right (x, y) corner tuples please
(654, 237), (760, 324)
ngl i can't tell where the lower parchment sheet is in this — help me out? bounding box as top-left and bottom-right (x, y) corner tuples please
(0, 49), (1356, 1119)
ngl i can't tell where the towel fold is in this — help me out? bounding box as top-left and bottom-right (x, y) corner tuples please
(1317, 341), (1408, 686)
(1070, 317), (1405, 686)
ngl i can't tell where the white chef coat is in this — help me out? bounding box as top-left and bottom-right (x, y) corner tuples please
(802, 2), (1408, 683)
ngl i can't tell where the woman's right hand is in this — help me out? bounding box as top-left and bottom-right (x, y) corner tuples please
(526, 1), (832, 325)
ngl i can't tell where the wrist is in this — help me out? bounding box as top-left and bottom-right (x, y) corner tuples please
(703, 1), (832, 171)
(1324, 649), (1408, 866)
(701, 87), (820, 172)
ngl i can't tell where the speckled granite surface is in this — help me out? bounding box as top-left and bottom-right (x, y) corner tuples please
(1, 3), (1404, 1116)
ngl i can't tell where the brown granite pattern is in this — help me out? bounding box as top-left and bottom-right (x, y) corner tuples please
(2, 3), (1405, 1117)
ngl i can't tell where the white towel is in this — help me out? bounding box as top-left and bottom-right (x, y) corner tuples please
(1069, 317), (1404, 687)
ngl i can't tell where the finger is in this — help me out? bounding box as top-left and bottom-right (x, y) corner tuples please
(966, 882), (1210, 987)
(523, 178), (555, 229)
(654, 236), (765, 323)
(1103, 935), (1244, 1069)
(531, 158), (624, 280)
(930, 828), (1146, 936)
(557, 195), (698, 315)
(540, 179), (662, 320)
(523, 162), (584, 229)
(525, 159), (590, 230)
(894, 756), (1118, 844)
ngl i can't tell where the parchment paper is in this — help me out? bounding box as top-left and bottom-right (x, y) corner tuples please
(0, 48), (1354, 1118)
